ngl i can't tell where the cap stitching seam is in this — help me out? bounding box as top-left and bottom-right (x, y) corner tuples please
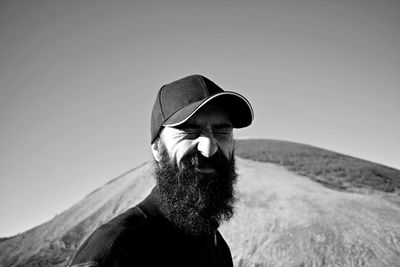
(199, 76), (209, 97)
(158, 86), (165, 120)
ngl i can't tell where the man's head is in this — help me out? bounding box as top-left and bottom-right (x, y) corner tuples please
(150, 74), (253, 236)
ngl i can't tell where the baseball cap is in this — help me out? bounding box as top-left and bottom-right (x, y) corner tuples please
(150, 74), (254, 144)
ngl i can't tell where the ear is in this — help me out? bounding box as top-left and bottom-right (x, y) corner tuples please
(151, 141), (161, 162)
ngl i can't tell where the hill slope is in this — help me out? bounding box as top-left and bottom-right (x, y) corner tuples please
(223, 158), (400, 266)
(1, 139), (400, 267)
(235, 139), (400, 194)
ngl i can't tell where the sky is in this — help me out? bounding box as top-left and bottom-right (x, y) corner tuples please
(0, 0), (399, 237)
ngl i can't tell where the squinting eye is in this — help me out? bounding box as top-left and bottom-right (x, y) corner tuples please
(213, 131), (231, 137)
(183, 130), (199, 138)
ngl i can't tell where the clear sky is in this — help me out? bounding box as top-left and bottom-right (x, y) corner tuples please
(0, 0), (399, 237)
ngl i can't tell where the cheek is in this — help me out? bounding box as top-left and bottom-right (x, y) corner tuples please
(218, 139), (234, 159)
(172, 140), (197, 166)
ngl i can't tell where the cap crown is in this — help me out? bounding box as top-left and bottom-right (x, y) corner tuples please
(151, 75), (223, 143)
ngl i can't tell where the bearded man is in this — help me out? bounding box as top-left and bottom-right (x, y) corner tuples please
(70, 74), (254, 267)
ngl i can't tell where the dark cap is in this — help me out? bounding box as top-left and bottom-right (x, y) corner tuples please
(150, 74), (254, 144)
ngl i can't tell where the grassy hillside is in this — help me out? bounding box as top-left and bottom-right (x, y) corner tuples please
(235, 139), (400, 194)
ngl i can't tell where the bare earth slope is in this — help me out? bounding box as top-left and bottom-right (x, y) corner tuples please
(1, 140), (400, 267)
(222, 158), (400, 267)
(0, 162), (156, 266)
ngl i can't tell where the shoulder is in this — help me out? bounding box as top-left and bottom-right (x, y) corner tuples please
(216, 230), (234, 264)
(69, 206), (148, 267)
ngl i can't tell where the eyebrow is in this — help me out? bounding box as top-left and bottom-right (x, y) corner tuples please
(179, 123), (232, 130)
(213, 123), (233, 129)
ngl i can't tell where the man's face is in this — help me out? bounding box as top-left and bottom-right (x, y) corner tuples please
(160, 104), (234, 167)
(153, 105), (238, 236)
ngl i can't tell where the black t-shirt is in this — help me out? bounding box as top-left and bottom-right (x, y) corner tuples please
(70, 189), (234, 267)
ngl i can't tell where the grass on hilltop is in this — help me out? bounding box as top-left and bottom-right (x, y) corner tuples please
(235, 139), (400, 194)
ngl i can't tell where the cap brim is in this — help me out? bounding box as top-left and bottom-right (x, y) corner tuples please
(163, 92), (254, 128)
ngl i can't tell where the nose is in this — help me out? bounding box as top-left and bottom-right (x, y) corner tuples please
(197, 135), (218, 158)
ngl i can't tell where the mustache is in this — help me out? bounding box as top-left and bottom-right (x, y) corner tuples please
(180, 150), (230, 171)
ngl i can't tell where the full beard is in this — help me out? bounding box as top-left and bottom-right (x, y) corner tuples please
(153, 143), (238, 236)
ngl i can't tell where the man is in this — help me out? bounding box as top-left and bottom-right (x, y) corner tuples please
(70, 74), (254, 267)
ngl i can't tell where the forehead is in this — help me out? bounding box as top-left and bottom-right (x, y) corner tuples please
(182, 104), (232, 128)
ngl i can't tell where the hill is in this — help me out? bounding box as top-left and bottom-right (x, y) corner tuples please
(1, 139), (399, 267)
(235, 139), (400, 194)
